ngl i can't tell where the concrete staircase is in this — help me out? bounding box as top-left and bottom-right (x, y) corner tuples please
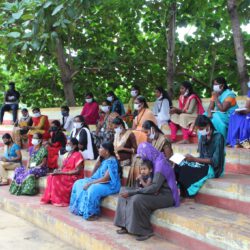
(0, 96), (249, 250)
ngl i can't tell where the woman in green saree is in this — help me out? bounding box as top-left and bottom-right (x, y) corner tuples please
(10, 133), (48, 195)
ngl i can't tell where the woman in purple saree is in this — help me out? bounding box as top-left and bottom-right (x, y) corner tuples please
(114, 142), (179, 241)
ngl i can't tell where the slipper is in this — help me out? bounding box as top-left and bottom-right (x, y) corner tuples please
(86, 215), (99, 221)
(0, 181), (9, 186)
(116, 228), (128, 235)
(136, 233), (154, 241)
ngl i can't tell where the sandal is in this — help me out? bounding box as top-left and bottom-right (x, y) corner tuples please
(86, 215), (99, 221)
(116, 228), (128, 235)
(136, 233), (154, 241)
(0, 177), (8, 186)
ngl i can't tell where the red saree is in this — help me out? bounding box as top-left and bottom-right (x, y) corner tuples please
(40, 151), (84, 206)
(179, 94), (204, 115)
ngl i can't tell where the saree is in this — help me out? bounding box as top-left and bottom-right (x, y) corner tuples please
(174, 131), (225, 197)
(69, 157), (121, 219)
(28, 115), (50, 146)
(227, 90), (250, 147)
(40, 151), (84, 206)
(9, 146), (48, 195)
(47, 131), (66, 169)
(205, 89), (238, 140)
(133, 108), (157, 145)
(80, 101), (99, 125)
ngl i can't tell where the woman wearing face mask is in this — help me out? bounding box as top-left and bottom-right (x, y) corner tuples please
(61, 106), (74, 135)
(12, 108), (32, 148)
(170, 81), (204, 144)
(106, 91), (125, 116)
(80, 92), (99, 125)
(94, 100), (119, 148)
(132, 96), (157, 145)
(124, 86), (140, 127)
(174, 115), (225, 197)
(153, 87), (172, 128)
(142, 120), (173, 160)
(46, 120), (67, 169)
(70, 115), (98, 160)
(27, 107), (50, 147)
(227, 80), (250, 148)
(206, 77), (238, 140)
(70, 142), (121, 221)
(0, 133), (22, 185)
(112, 117), (137, 167)
(10, 133), (48, 195)
(40, 138), (84, 206)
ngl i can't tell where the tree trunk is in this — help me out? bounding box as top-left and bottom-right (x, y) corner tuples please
(227, 0), (249, 95)
(55, 37), (76, 106)
(166, 1), (176, 98)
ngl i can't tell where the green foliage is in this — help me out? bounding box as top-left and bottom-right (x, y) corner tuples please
(0, 0), (249, 107)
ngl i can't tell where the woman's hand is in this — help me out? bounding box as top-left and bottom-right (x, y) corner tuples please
(83, 182), (92, 190)
(170, 107), (177, 114)
(207, 110), (213, 118)
(185, 154), (196, 162)
(0, 157), (7, 162)
(120, 192), (129, 198)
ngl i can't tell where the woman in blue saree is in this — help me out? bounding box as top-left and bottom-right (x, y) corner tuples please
(227, 81), (250, 148)
(206, 77), (238, 140)
(69, 142), (121, 220)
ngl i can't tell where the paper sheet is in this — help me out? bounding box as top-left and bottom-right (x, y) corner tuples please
(169, 153), (186, 165)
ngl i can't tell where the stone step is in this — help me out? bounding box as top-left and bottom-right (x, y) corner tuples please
(100, 195), (250, 250)
(0, 187), (182, 250)
(195, 173), (250, 216)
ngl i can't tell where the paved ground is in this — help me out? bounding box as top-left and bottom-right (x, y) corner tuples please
(0, 209), (77, 250)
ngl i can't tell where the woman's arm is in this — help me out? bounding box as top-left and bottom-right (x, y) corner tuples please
(9, 148), (22, 162)
(35, 157), (47, 168)
(184, 98), (197, 114)
(83, 169), (110, 189)
(53, 162), (84, 176)
(91, 157), (101, 175)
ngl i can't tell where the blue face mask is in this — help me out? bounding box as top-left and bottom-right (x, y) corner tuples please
(61, 111), (69, 117)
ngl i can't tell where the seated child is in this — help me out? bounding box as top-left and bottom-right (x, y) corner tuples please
(136, 159), (153, 188)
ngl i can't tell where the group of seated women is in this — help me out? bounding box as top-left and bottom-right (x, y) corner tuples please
(0, 76), (249, 241)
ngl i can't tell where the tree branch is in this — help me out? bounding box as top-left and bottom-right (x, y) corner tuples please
(176, 72), (210, 88)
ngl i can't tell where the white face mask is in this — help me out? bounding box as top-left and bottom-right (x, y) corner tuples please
(149, 128), (155, 140)
(198, 128), (209, 136)
(85, 98), (93, 103)
(213, 85), (221, 93)
(65, 145), (73, 152)
(74, 122), (82, 129)
(131, 90), (138, 97)
(107, 96), (113, 102)
(101, 106), (110, 113)
(114, 126), (122, 135)
(247, 81), (250, 88)
(134, 103), (141, 111)
(184, 91), (189, 97)
(33, 112), (41, 118)
(32, 138), (40, 146)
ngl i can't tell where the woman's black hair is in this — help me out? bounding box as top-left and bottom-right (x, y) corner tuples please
(142, 120), (163, 135)
(21, 108), (28, 113)
(61, 106), (70, 112)
(181, 81), (201, 101)
(101, 141), (116, 157)
(32, 107), (40, 112)
(70, 137), (79, 151)
(33, 132), (43, 140)
(2, 133), (13, 142)
(112, 117), (126, 129)
(213, 76), (229, 90)
(132, 85), (140, 94)
(141, 159), (153, 170)
(135, 95), (149, 108)
(51, 120), (61, 127)
(195, 115), (215, 131)
(74, 115), (89, 129)
(155, 86), (173, 107)
(86, 92), (94, 98)
(107, 90), (118, 100)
